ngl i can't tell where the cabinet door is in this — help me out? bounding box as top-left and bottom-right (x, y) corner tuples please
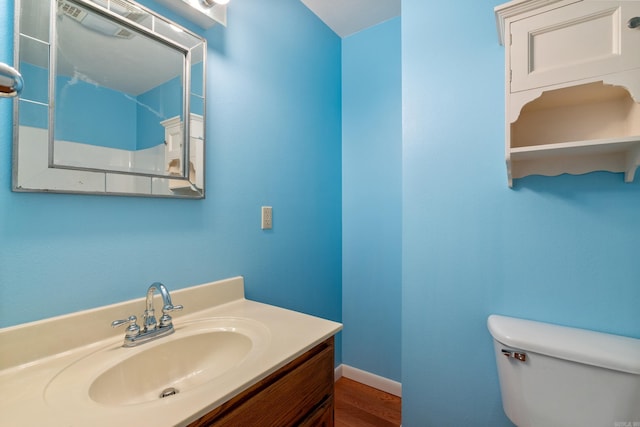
(510, 1), (640, 92)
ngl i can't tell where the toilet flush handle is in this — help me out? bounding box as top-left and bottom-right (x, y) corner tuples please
(501, 349), (527, 362)
(628, 17), (640, 29)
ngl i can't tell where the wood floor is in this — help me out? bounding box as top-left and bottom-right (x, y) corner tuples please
(334, 377), (401, 427)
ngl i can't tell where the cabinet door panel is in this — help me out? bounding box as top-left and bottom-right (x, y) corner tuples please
(511, 1), (640, 92)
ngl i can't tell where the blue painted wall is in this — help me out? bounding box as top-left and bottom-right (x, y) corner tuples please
(55, 73), (138, 150)
(136, 75), (182, 149)
(342, 17), (402, 383)
(402, 0), (640, 425)
(0, 0), (342, 366)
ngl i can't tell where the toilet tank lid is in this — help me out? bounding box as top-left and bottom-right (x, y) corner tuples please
(488, 314), (640, 375)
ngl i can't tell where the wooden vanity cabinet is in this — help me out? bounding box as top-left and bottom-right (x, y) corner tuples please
(187, 337), (335, 427)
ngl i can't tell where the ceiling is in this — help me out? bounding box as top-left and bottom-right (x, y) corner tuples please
(301, 0), (400, 38)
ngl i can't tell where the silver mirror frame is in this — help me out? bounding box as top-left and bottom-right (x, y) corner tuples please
(12, 0), (207, 199)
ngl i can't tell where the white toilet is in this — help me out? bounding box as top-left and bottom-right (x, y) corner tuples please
(488, 314), (640, 427)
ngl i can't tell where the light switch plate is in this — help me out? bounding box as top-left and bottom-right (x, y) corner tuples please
(261, 206), (272, 230)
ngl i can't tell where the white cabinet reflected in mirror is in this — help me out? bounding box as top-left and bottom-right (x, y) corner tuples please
(13, 0), (206, 198)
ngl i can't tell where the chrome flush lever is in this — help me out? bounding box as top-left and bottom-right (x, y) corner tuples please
(628, 17), (640, 29)
(501, 349), (527, 362)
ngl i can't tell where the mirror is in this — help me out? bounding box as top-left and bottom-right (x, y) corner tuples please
(13, 0), (207, 198)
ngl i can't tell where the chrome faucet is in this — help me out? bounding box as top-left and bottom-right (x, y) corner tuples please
(111, 282), (183, 347)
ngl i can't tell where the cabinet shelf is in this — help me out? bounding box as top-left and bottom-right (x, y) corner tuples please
(509, 135), (640, 183)
(507, 80), (640, 185)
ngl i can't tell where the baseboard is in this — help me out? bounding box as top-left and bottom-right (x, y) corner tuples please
(334, 364), (343, 382)
(334, 364), (402, 397)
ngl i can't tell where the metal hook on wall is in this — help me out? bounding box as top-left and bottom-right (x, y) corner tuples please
(0, 63), (24, 98)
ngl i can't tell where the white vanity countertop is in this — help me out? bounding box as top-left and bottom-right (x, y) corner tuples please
(0, 277), (342, 426)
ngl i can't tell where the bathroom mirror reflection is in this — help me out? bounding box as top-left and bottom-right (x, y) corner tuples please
(13, 0), (207, 198)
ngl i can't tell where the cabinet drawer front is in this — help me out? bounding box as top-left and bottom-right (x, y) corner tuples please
(188, 337), (335, 427)
(511, 1), (640, 92)
(298, 396), (334, 427)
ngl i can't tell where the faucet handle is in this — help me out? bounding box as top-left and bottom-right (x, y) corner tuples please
(111, 315), (140, 339)
(163, 304), (183, 313)
(159, 304), (183, 328)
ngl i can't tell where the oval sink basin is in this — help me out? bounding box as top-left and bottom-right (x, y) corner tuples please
(90, 330), (252, 405)
(44, 317), (269, 408)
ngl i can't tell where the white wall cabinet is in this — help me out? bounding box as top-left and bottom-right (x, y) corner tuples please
(161, 114), (204, 193)
(495, 0), (640, 187)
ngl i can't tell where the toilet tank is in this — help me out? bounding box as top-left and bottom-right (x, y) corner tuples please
(488, 315), (640, 427)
